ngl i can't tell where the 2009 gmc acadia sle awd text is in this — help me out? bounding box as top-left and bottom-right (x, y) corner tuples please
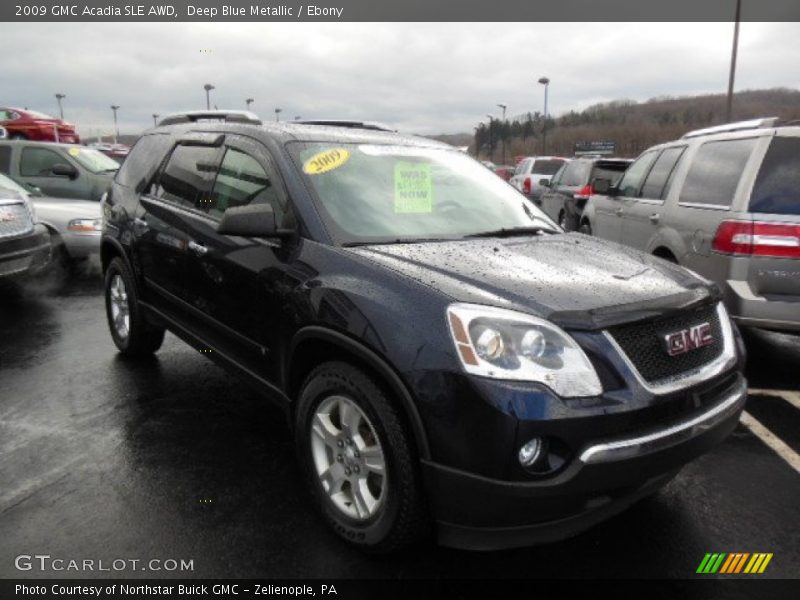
(101, 112), (747, 552)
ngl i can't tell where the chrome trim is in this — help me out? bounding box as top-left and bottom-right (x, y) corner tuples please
(676, 201), (730, 210)
(579, 376), (746, 464)
(602, 303), (737, 395)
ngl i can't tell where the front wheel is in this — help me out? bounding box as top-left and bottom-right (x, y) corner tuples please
(295, 362), (428, 552)
(579, 220), (592, 235)
(104, 257), (165, 356)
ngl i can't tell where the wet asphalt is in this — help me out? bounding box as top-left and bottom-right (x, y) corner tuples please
(1, 269), (798, 580)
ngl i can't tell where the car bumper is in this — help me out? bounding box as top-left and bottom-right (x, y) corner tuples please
(724, 279), (800, 333)
(0, 225), (51, 278)
(62, 231), (101, 259)
(422, 374), (746, 550)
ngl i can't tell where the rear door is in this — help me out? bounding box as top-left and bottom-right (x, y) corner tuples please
(743, 134), (800, 300)
(620, 146), (686, 251)
(539, 162), (567, 221)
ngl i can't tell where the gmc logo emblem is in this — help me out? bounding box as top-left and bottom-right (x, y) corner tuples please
(0, 209), (15, 223)
(664, 322), (713, 356)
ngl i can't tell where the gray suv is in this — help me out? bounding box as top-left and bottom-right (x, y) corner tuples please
(581, 118), (800, 333)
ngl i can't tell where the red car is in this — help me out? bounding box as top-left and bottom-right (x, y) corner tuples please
(0, 107), (80, 143)
(494, 165), (516, 182)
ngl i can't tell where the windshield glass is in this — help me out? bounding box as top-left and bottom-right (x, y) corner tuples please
(67, 147), (120, 173)
(0, 172), (29, 195)
(288, 143), (557, 245)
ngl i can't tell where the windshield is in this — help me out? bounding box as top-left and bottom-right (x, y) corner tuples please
(0, 172), (29, 195)
(67, 147), (120, 173)
(289, 143), (557, 245)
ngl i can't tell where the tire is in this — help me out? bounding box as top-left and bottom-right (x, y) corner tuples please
(579, 220), (592, 235)
(9, 133), (26, 140)
(295, 361), (428, 552)
(558, 211), (567, 229)
(104, 256), (165, 356)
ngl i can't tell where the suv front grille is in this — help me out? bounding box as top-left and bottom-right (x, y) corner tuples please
(608, 303), (724, 383)
(0, 203), (34, 239)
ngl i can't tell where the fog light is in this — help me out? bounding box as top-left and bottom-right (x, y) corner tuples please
(518, 437), (543, 467)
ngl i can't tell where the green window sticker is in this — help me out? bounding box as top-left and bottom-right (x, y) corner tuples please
(394, 162), (433, 213)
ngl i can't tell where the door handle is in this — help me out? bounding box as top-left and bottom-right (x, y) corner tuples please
(649, 213), (661, 224)
(615, 208), (624, 217)
(188, 240), (208, 256)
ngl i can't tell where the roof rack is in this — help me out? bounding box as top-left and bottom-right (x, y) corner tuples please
(158, 110), (262, 126)
(681, 117), (779, 139)
(294, 120), (397, 132)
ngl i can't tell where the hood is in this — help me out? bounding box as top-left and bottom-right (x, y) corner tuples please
(349, 233), (717, 330)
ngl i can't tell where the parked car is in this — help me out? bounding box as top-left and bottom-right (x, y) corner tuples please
(0, 186), (50, 280)
(494, 164), (516, 182)
(509, 156), (568, 203)
(540, 157), (631, 230)
(0, 107), (80, 143)
(0, 140), (119, 200)
(581, 117), (800, 333)
(0, 173), (101, 268)
(102, 111), (746, 552)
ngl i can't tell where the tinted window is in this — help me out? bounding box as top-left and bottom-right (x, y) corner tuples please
(640, 146), (686, 200)
(20, 147), (65, 177)
(749, 137), (800, 215)
(0, 146), (10, 173)
(617, 151), (658, 197)
(590, 162), (629, 186)
(115, 134), (171, 192)
(532, 159), (566, 175)
(209, 148), (285, 223)
(152, 144), (221, 210)
(679, 138), (756, 207)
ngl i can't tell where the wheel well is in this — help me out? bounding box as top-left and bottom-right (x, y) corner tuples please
(288, 334), (430, 459)
(101, 239), (121, 273)
(652, 246), (678, 263)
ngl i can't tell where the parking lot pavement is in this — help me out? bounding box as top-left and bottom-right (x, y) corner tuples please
(1, 273), (799, 580)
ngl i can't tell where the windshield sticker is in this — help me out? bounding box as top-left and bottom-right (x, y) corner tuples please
(303, 148), (350, 175)
(68, 148), (81, 157)
(394, 162), (433, 213)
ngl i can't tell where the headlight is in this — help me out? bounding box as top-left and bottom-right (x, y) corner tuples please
(67, 218), (102, 232)
(446, 303), (602, 397)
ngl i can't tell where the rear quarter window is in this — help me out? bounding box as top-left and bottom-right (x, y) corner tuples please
(678, 138), (757, 207)
(748, 136), (800, 215)
(532, 159), (566, 175)
(115, 133), (172, 192)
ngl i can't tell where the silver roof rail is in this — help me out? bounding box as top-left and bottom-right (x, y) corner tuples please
(158, 110), (261, 126)
(681, 117), (779, 139)
(294, 120), (397, 132)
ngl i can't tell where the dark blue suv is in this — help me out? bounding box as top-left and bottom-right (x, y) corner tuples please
(101, 111), (747, 551)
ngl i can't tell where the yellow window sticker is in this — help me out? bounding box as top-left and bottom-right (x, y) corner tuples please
(303, 148), (350, 175)
(68, 148), (81, 157)
(395, 162), (433, 213)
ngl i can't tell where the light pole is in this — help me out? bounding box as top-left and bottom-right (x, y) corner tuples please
(274, 108), (282, 122)
(246, 98), (254, 109)
(203, 84), (215, 110)
(152, 114), (159, 127)
(55, 93), (66, 120)
(725, 0), (742, 123)
(538, 77), (550, 155)
(110, 105), (120, 144)
(497, 103), (507, 163)
(486, 114), (495, 162)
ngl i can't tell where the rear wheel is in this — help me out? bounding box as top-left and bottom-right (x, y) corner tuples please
(104, 257), (165, 356)
(295, 362), (428, 552)
(579, 220), (592, 235)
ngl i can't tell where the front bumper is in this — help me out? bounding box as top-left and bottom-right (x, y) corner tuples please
(0, 225), (51, 278)
(423, 374), (746, 550)
(62, 231), (101, 259)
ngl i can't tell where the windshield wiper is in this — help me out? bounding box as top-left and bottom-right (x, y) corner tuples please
(464, 225), (557, 239)
(343, 237), (454, 247)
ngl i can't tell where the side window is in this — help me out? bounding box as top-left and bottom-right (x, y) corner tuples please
(678, 138), (757, 207)
(115, 133), (172, 192)
(20, 147), (67, 177)
(748, 137), (800, 215)
(561, 162), (585, 186)
(617, 151), (658, 197)
(0, 146), (11, 173)
(549, 163), (567, 186)
(640, 146), (686, 200)
(209, 148), (284, 222)
(515, 159), (530, 176)
(151, 144), (221, 210)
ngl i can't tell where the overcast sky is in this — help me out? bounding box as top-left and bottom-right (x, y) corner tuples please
(1, 22), (798, 137)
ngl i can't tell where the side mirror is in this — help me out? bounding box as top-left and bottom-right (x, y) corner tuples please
(51, 163), (78, 179)
(591, 177), (615, 195)
(217, 204), (293, 238)
(538, 178), (550, 187)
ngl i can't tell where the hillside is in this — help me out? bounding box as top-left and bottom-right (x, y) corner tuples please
(461, 88), (800, 162)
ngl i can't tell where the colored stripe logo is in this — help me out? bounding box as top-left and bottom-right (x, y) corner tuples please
(697, 553), (773, 574)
